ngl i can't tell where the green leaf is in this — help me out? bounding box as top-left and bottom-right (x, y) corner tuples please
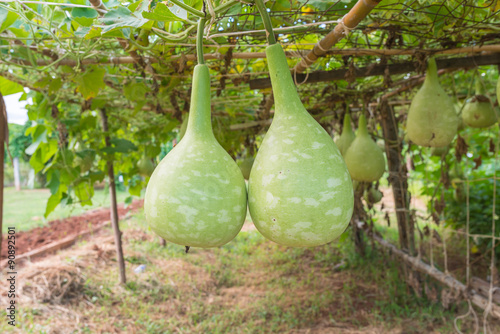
(101, 7), (149, 33)
(49, 78), (62, 95)
(74, 180), (94, 205)
(0, 7), (18, 33)
(124, 81), (147, 111)
(0, 77), (24, 96)
(73, 67), (106, 100)
(142, 3), (179, 22)
(46, 171), (60, 195)
(44, 192), (62, 218)
(72, 7), (97, 27)
(128, 181), (142, 197)
(111, 138), (138, 153)
(8, 27), (29, 39)
(29, 149), (45, 174)
(129, 0), (150, 14)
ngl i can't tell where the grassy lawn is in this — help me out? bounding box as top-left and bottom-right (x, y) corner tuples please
(2, 209), (493, 334)
(3, 187), (131, 233)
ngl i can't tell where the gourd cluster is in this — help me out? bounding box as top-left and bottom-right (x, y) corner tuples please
(142, 26), (499, 250)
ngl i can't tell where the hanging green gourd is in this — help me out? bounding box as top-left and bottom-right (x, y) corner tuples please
(335, 112), (356, 156)
(144, 18), (247, 248)
(406, 58), (458, 147)
(430, 145), (449, 157)
(137, 155), (154, 177)
(247, 1), (354, 248)
(238, 156), (254, 180)
(344, 114), (386, 182)
(462, 79), (497, 128)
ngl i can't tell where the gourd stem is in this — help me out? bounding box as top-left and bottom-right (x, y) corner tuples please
(357, 114), (368, 136)
(196, 17), (206, 65)
(169, 0), (205, 18)
(255, 0), (277, 45)
(475, 78), (485, 96)
(426, 57), (438, 82)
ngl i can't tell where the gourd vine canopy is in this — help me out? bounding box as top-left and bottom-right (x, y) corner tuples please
(1, 0), (499, 215)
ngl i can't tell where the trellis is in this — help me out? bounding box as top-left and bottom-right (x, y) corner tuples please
(1, 0), (500, 330)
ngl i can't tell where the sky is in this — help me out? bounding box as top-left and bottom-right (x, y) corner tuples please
(4, 92), (29, 125)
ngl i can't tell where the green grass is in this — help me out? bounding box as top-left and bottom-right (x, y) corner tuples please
(3, 187), (130, 233)
(2, 210), (487, 333)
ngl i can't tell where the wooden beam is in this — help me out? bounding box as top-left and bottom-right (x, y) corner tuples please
(249, 53), (500, 90)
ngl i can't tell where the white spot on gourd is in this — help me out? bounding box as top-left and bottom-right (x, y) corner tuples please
(289, 197), (301, 204)
(262, 174), (275, 186)
(304, 198), (320, 207)
(327, 178), (341, 188)
(312, 142), (325, 149)
(326, 207), (342, 216)
(283, 139), (294, 144)
(288, 157), (299, 163)
(266, 192), (279, 209)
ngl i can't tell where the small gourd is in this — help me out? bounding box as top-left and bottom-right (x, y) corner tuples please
(238, 156), (254, 180)
(364, 187), (383, 204)
(144, 65), (247, 248)
(344, 115), (385, 182)
(335, 113), (356, 156)
(248, 44), (354, 248)
(137, 156), (154, 177)
(406, 58), (458, 147)
(462, 80), (497, 128)
(430, 146), (449, 157)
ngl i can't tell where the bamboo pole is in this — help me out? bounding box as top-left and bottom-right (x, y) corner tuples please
(5, 45), (500, 68)
(293, 0), (382, 73)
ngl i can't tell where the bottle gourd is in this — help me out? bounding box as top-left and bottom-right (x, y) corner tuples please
(462, 79), (497, 128)
(144, 65), (247, 248)
(248, 44), (354, 247)
(344, 115), (386, 182)
(335, 113), (355, 156)
(137, 156), (154, 177)
(406, 58), (458, 147)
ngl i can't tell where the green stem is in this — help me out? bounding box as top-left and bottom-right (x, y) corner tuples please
(254, 0), (277, 45)
(214, 0), (238, 14)
(197, 17), (206, 65)
(169, 0), (205, 17)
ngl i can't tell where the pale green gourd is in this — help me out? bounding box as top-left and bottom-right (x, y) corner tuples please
(335, 113), (356, 156)
(144, 65), (247, 248)
(137, 156), (154, 177)
(238, 156), (254, 180)
(344, 115), (386, 182)
(406, 58), (458, 147)
(462, 80), (497, 128)
(248, 44), (354, 248)
(430, 145), (449, 157)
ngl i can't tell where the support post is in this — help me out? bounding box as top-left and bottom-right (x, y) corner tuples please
(99, 109), (127, 284)
(379, 100), (415, 254)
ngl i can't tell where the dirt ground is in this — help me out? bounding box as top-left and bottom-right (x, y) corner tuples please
(1, 199), (143, 260)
